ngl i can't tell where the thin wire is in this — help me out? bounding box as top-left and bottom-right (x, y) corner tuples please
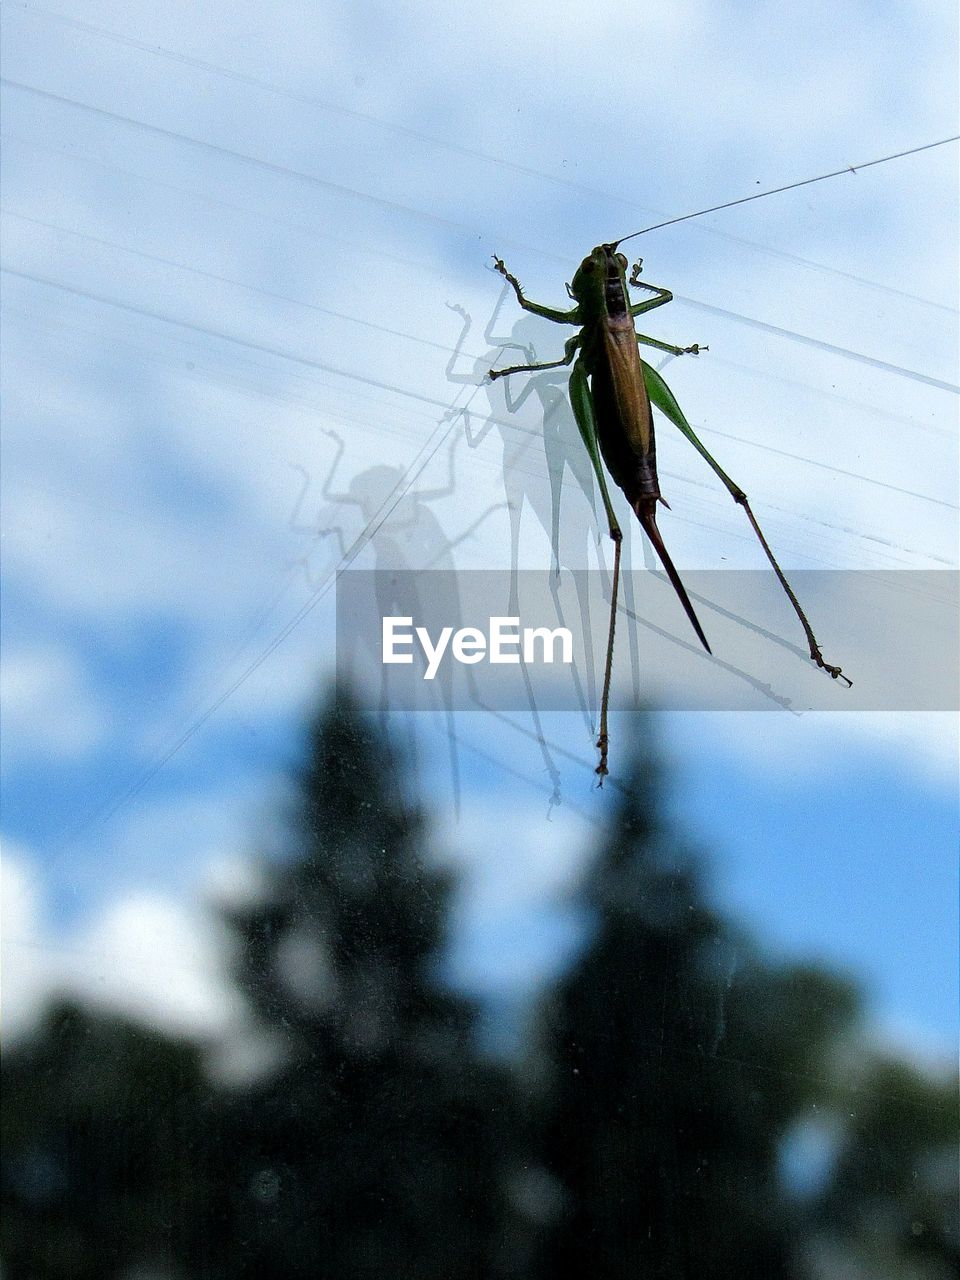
(5, 92), (958, 379)
(3, 101), (955, 826)
(8, 269), (947, 843)
(0, 78), (483, 243)
(4, 265), (955, 510)
(45, 362), (494, 852)
(615, 137), (960, 242)
(8, 0), (956, 313)
(0, 266), (452, 413)
(9, 305), (951, 563)
(1, 129), (446, 276)
(1, 208), (457, 356)
(6, 81), (957, 323)
(675, 294), (959, 394)
(6, 224), (955, 400)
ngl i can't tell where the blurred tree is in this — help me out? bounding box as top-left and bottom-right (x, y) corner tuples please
(534, 712), (861, 1280)
(1, 999), (211, 1279)
(205, 683), (526, 1278)
(4, 697), (952, 1280)
(805, 1056), (959, 1279)
(1, 686), (526, 1279)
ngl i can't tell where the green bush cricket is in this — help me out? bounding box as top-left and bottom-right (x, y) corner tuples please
(488, 244), (850, 780)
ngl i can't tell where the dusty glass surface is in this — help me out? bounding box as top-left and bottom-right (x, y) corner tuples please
(1, 2), (958, 1277)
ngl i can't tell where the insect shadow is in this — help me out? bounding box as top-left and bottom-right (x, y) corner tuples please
(446, 278), (801, 750)
(446, 287), (671, 807)
(290, 427), (504, 813)
(446, 285), (655, 744)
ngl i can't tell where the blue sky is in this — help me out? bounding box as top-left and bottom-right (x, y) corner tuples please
(1, 0), (957, 1068)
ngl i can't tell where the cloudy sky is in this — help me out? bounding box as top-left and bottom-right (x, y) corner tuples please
(1, 0), (957, 1064)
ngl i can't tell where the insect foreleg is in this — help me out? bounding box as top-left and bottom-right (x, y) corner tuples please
(569, 359), (624, 780)
(627, 261), (676, 319)
(629, 263), (704, 352)
(492, 256), (581, 325)
(489, 334), (581, 381)
(642, 360), (851, 686)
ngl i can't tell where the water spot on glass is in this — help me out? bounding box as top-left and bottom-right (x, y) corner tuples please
(250, 1168), (281, 1203)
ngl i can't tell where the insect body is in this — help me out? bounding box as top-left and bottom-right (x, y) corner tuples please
(488, 245), (849, 778)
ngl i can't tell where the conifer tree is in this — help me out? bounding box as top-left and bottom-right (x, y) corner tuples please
(1, 1000), (212, 1279)
(810, 1057), (959, 1278)
(212, 684), (522, 1279)
(535, 712), (859, 1279)
(2, 687), (525, 1279)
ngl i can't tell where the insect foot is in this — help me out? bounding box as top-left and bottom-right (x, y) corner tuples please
(816, 655), (853, 687)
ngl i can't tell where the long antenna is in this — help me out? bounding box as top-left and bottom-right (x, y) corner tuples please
(614, 135), (959, 245)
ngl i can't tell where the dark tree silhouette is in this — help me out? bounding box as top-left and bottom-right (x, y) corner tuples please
(3, 695), (951, 1280)
(2, 687), (526, 1279)
(809, 1057), (959, 1278)
(1, 1000), (212, 1279)
(534, 713), (861, 1280)
(205, 683), (526, 1279)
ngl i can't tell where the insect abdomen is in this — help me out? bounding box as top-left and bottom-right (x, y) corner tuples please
(591, 344), (660, 504)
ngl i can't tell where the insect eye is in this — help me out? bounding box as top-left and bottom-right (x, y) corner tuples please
(581, 259), (595, 273)
(616, 253), (628, 269)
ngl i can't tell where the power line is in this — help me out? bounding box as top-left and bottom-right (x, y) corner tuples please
(5, 178), (953, 449)
(5, 39), (957, 506)
(10, 298), (951, 564)
(0, 266), (451, 413)
(1, 130), (446, 277)
(7, 0), (956, 313)
(2, 208), (456, 356)
(676, 295), (960, 394)
(5, 201), (955, 394)
(0, 77), (485, 242)
(5, 82), (957, 385)
(10, 254), (950, 837)
(4, 265), (955, 509)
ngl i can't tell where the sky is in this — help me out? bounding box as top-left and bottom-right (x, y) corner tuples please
(1, 0), (957, 1070)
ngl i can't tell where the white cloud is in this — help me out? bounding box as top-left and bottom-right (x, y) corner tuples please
(1, 842), (52, 1040)
(1, 843), (244, 1045)
(439, 785), (596, 912)
(1, 643), (105, 764)
(666, 709), (959, 789)
(65, 891), (242, 1038)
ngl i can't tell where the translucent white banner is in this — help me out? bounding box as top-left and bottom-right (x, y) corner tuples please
(336, 570), (958, 712)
